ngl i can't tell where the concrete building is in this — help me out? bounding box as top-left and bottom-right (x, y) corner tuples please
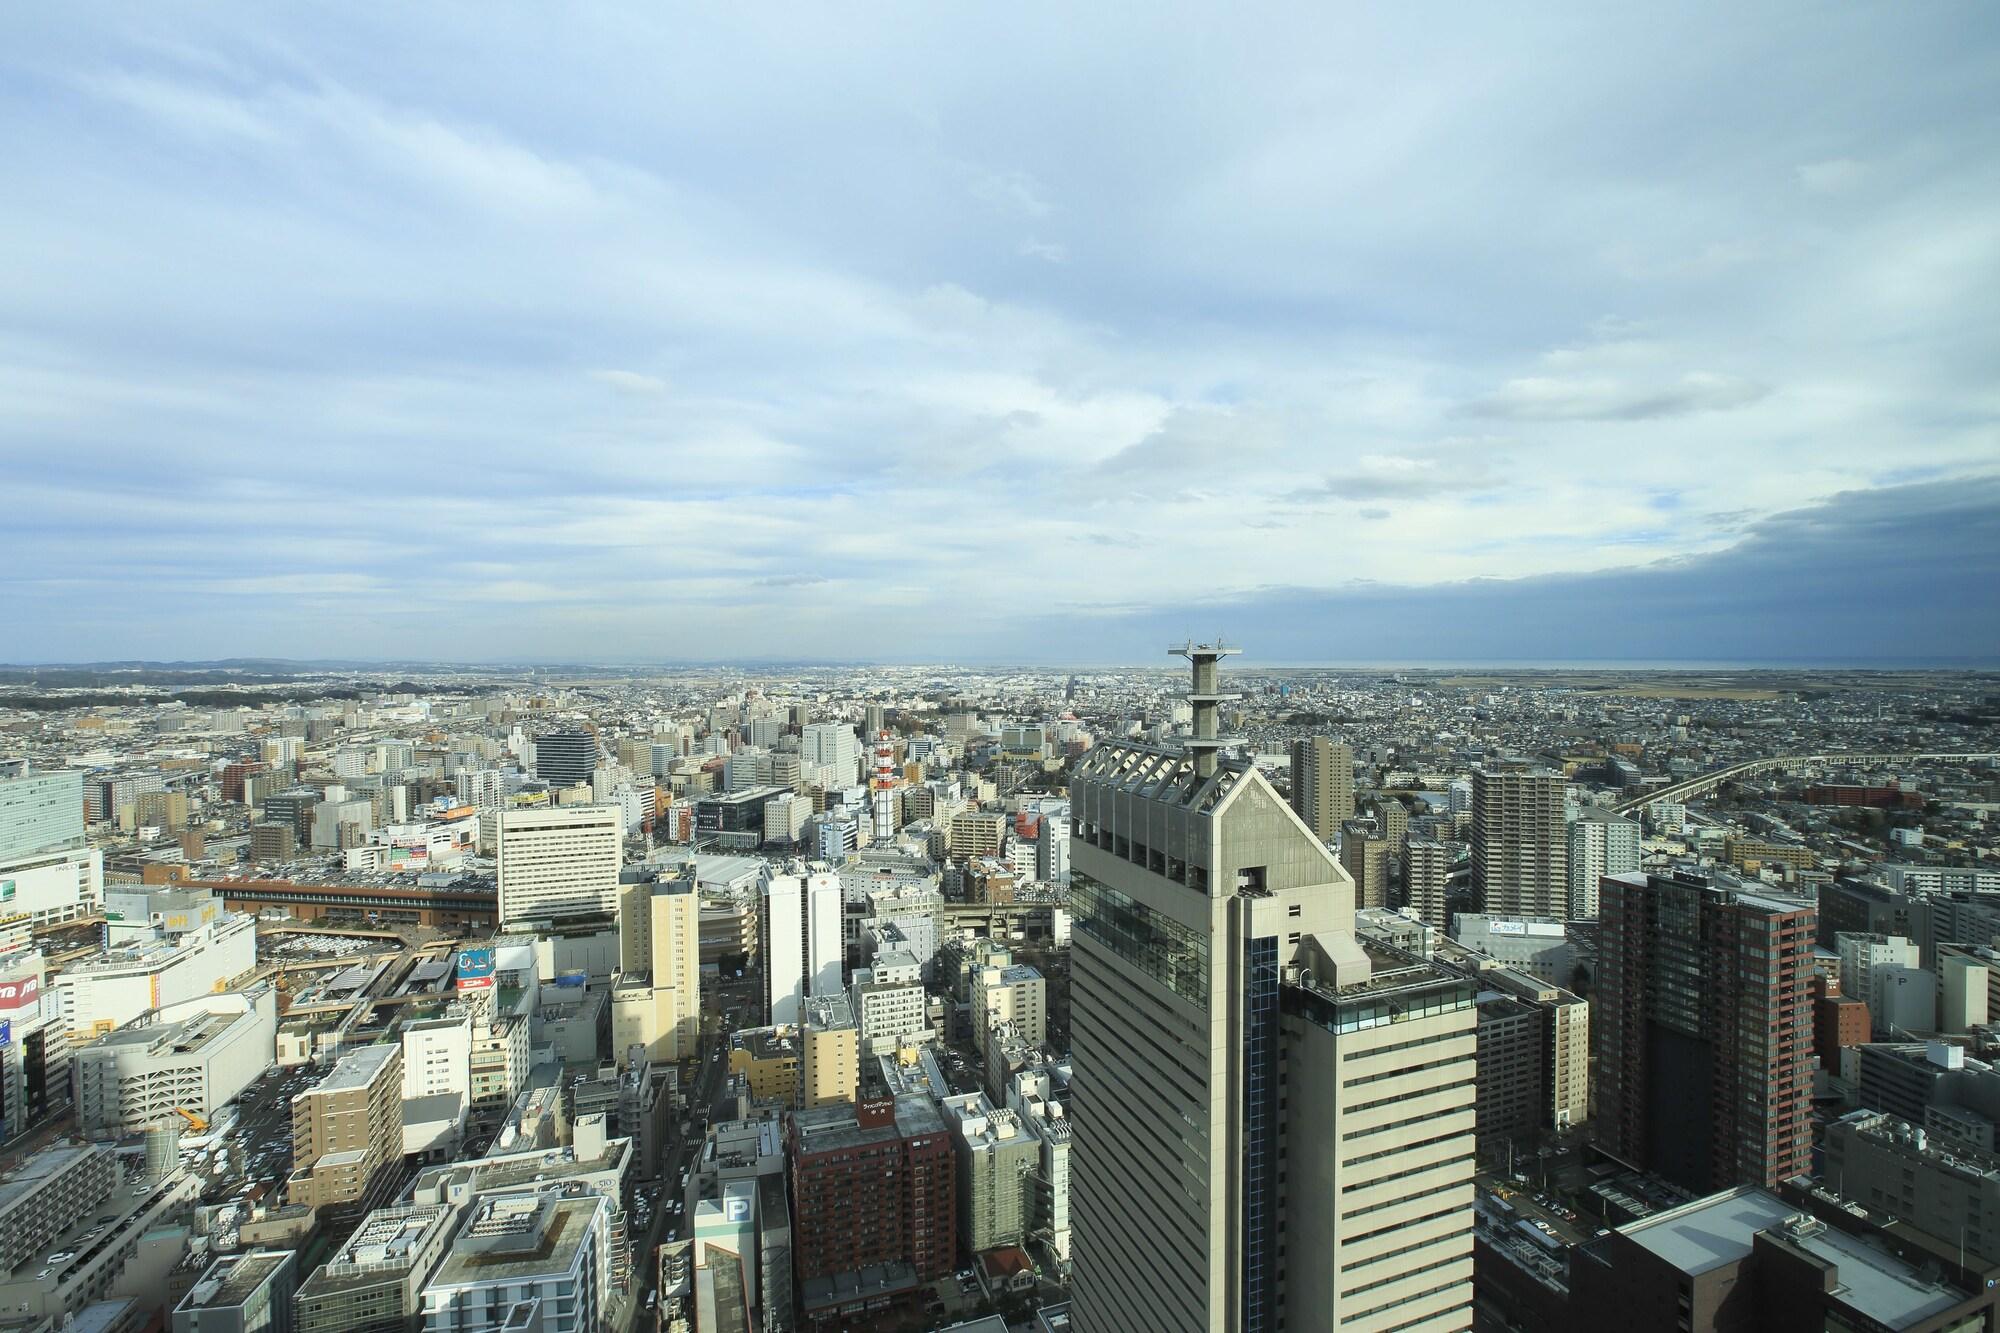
(727, 1027), (802, 1107)
(800, 994), (859, 1110)
(1566, 810), (1639, 920)
(1942, 954), (1989, 1034)
(0, 769), (101, 928)
(53, 913), (258, 1041)
(418, 1190), (613, 1333)
(0, 945), (71, 1142)
(1472, 768), (1567, 919)
(610, 867), (700, 1065)
(1474, 992), (1544, 1151)
(1566, 1186), (1998, 1333)
(1068, 645), (1475, 1333)
(173, 1251), (297, 1333)
(1007, 1067), (1074, 1269)
(969, 956), (1046, 1066)
(73, 987), (278, 1137)
(1596, 871), (1816, 1194)
(1287, 737), (1354, 842)
(1479, 966), (1590, 1131)
(1839, 933), (1928, 1037)
(494, 805), (622, 927)
(788, 1094), (955, 1330)
(1402, 835), (1450, 931)
(760, 864), (841, 1027)
(1448, 913), (1572, 985)
(288, 1043), (404, 1227)
(1338, 821), (1390, 910)
(0, 1144), (119, 1277)
(850, 951), (929, 1056)
(1823, 1110), (2000, 1266)
(942, 1093), (1039, 1255)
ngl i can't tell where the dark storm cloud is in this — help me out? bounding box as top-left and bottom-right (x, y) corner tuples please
(1070, 477), (2000, 664)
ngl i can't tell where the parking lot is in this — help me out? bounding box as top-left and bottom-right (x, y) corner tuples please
(190, 1063), (315, 1211)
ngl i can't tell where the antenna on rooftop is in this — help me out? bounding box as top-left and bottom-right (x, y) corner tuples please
(1169, 640), (1242, 779)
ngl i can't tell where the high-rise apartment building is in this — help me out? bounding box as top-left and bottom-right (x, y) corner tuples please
(494, 805), (623, 926)
(788, 1094), (955, 1329)
(532, 728), (598, 789)
(1595, 870), (1815, 1194)
(1069, 645), (1476, 1333)
(760, 865), (842, 1026)
(1338, 821), (1390, 909)
(1567, 810), (1639, 919)
(611, 867), (700, 1065)
(288, 1043), (404, 1229)
(1471, 768), (1567, 918)
(1403, 834), (1450, 930)
(1287, 737), (1353, 842)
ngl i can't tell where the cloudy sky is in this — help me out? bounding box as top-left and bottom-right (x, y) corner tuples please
(4, 5), (1997, 664)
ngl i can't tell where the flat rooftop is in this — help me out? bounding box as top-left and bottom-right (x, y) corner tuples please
(179, 1252), (291, 1310)
(1620, 1187), (1968, 1327)
(313, 1041), (398, 1093)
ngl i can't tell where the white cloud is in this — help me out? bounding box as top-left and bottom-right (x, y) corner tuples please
(0, 4), (1992, 660)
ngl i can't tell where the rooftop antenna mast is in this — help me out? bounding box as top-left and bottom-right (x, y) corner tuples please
(1169, 640), (1241, 779)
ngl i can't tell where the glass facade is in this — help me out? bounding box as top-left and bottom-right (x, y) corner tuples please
(0, 772), (84, 863)
(1241, 934), (1279, 1333)
(1284, 975), (1474, 1036)
(1072, 871), (1209, 1005)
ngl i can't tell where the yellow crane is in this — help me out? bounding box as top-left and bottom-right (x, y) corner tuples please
(171, 1107), (209, 1133)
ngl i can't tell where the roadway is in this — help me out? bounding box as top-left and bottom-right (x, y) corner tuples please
(630, 983), (735, 1331)
(1614, 750), (1999, 814)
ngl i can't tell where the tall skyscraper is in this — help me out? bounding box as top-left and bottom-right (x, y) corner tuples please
(800, 723), (859, 785)
(533, 727), (598, 789)
(494, 805), (623, 926)
(0, 768), (101, 926)
(1403, 834), (1450, 930)
(760, 865), (842, 1026)
(611, 866), (701, 1064)
(1595, 870), (1816, 1194)
(1566, 810), (1639, 919)
(1069, 644), (1476, 1333)
(1471, 768), (1567, 918)
(1338, 820), (1390, 909)
(1287, 736), (1353, 841)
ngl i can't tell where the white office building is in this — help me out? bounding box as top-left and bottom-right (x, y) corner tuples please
(760, 866), (843, 1027)
(495, 805), (624, 926)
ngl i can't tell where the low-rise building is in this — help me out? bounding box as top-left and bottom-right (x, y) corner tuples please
(417, 1190), (614, 1333)
(173, 1251), (297, 1333)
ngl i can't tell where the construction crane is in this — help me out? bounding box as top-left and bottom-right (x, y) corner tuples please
(171, 1107), (209, 1133)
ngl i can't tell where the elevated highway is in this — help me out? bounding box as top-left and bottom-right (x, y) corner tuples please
(1614, 752), (1997, 815)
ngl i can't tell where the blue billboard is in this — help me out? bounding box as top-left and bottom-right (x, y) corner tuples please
(455, 947), (496, 992)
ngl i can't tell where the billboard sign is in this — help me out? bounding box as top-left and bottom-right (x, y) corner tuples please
(0, 977), (38, 1010)
(455, 947), (496, 992)
(0, 1020), (12, 1047)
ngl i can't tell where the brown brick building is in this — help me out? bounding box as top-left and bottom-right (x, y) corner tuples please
(788, 1094), (956, 1328)
(1595, 871), (1816, 1194)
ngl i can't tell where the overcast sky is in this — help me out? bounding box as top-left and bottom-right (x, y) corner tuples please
(3, 5), (1996, 665)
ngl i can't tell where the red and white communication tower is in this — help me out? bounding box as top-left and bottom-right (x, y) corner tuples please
(870, 729), (899, 842)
